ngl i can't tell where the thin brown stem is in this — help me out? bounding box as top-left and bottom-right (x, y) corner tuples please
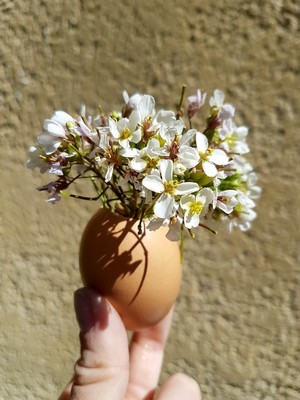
(176, 85), (186, 119)
(66, 188), (107, 202)
(199, 223), (217, 235)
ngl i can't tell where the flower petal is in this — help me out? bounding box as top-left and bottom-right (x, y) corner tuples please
(147, 138), (161, 157)
(156, 110), (175, 124)
(154, 194), (175, 219)
(219, 190), (237, 197)
(120, 147), (139, 157)
(128, 109), (140, 131)
(142, 175), (164, 193)
(181, 129), (197, 145)
(190, 213), (200, 228)
(131, 128), (142, 144)
(44, 120), (66, 138)
(38, 133), (61, 154)
(105, 163), (114, 182)
(197, 187), (214, 204)
(130, 157), (147, 172)
(160, 159), (173, 182)
(196, 132), (208, 153)
(180, 194), (195, 210)
(119, 138), (130, 148)
(184, 212), (199, 229)
(138, 95), (155, 119)
(209, 89), (224, 107)
(219, 104), (235, 120)
(52, 111), (74, 126)
(175, 182), (199, 195)
(179, 146), (200, 168)
(108, 117), (120, 139)
(202, 160), (218, 177)
(217, 201), (234, 214)
(209, 149), (229, 165)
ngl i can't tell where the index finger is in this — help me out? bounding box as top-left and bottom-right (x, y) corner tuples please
(125, 307), (174, 400)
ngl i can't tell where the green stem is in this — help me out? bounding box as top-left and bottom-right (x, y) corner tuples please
(180, 224), (184, 263)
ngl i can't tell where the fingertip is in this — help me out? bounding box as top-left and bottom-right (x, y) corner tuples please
(74, 287), (110, 332)
(172, 373), (201, 395)
(157, 373), (201, 400)
(74, 287), (127, 345)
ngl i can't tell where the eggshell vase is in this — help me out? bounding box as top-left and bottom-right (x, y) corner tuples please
(79, 208), (182, 331)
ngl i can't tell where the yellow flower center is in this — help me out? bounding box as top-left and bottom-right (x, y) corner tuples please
(146, 158), (158, 169)
(200, 147), (213, 161)
(225, 136), (237, 145)
(234, 203), (244, 213)
(120, 127), (131, 140)
(164, 180), (178, 195)
(189, 201), (204, 215)
(144, 116), (152, 125)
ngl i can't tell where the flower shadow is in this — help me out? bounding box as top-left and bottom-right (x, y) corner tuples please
(79, 210), (149, 305)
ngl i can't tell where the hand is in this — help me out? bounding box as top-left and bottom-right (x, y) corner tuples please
(59, 287), (201, 400)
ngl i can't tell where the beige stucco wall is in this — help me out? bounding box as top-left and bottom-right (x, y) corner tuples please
(0, 1), (299, 399)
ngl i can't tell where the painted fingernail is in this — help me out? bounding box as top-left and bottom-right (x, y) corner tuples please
(74, 288), (108, 332)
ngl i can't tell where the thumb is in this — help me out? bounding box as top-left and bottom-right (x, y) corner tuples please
(70, 288), (129, 400)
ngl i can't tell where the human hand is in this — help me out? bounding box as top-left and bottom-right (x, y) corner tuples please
(59, 287), (201, 400)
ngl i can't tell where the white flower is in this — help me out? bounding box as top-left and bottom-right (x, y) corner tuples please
(187, 89), (206, 119)
(176, 144), (200, 171)
(27, 146), (49, 173)
(229, 155), (253, 175)
(154, 110), (185, 140)
(123, 91), (143, 109)
(213, 170), (226, 187)
(228, 192), (257, 231)
(196, 132), (229, 177)
(220, 120), (249, 154)
(52, 111), (75, 126)
(109, 111), (141, 148)
(129, 138), (161, 172)
(122, 93), (156, 137)
(75, 118), (100, 144)
(180, 188), (214, 229)
(209, 89), (235, 120)
(156, 128), (200, 171)
(95, 132), (120, 182)
(142, 159), (199, 219)
(209, 89), (225, 108)
(137, 95), (156, 121)
(246, 172), (262, 199)
(38, 111), (74, 154)
(213, 189), (238, 214)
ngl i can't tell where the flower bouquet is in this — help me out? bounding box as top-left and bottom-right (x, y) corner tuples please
(28, 87), (260, 330)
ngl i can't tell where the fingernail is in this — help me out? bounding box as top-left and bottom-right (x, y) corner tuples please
(74, 288), (109, 332)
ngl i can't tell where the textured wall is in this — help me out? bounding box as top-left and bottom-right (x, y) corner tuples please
(0, 1), (299, 399)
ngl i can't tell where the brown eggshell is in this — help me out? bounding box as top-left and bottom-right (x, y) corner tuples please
(79, 208), (182, 330)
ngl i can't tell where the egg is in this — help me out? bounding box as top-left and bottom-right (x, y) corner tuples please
(79, 208), (182, 331)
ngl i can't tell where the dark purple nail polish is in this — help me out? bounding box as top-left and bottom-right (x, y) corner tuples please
(74, 288), (109, 332)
